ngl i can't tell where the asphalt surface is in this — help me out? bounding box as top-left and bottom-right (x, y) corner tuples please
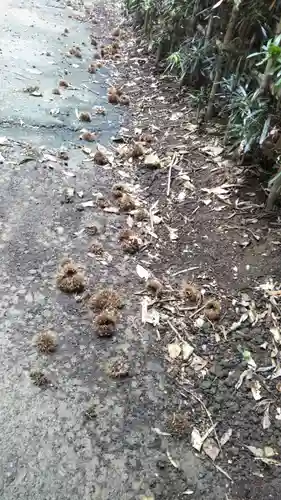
(0, 1), (230, 499)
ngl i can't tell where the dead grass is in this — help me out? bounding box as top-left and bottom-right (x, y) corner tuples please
(56, 261), (85, 293)
(88, 288), (122, 311)
(33, 330), (57, 353)
(204, 299), (221, 321)
(95, 310), (117, 337)
(107, 359), (129, 378)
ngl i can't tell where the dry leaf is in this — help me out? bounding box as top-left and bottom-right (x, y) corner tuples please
(191, 428), (203, 451)
(190, 354), (207, 372)
(263, 406), (271, 430)
(251, 380), (262, 401)
(81, 200), (94, 208)
(182, 342), (194, 360)
(103, 206), (119, 213)
(203, 438), (220, 461)
(136, 264), (151, 280)
(144, 153), (161, 168)
(220, 428), (232, 446)
(141, 297), (160, 326)
(166, 449), (179, 468)
(152, 427), (171, 436)
(168, 343), (181, 360)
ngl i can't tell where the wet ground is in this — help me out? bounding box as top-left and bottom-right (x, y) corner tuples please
(0, 1), (234, 499)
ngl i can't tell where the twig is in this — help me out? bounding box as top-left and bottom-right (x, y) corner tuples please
(189, 300), (212, 318)
(167, 152), (177, 197)
(167, 319), (184, 342)
(181, 388), (222, 453)
(213, 463), (232, 481)
(172, 266), (199, 277)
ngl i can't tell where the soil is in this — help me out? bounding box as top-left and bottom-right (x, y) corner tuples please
(1, 0), (281, 499)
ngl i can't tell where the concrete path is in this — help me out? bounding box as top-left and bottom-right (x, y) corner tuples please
(0, 1), (228, 498)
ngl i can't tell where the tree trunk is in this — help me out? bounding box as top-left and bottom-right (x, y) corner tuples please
(206, 0), (242, 120)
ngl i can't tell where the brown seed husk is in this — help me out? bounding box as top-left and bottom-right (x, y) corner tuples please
(88, 63), (96, 74)
(182, 283), (200, 302)
(146, 278), (163, 297)
(89, 241), (103, 255)
(204, 299), (221, 321)
(108, 91), (119, 104)
(78, 111), (91, 122)
(94, 150), (108, 165)
(122, 238), (140, 254)
(118, 94), (130, 106)
(88, 289), (122, 312)
(119, 229), (135, 241)
(56, 261), (85, 293)
(95, 310), (117, 337)
(112, 27), (120, 37)
(33, 330), (57, 353)
(112, 183), (127, 198)
(134, 208), (148, 221)
(59, 79), (69, 87)
(131, 142), (145, 158)
(117, 193), (136, 212)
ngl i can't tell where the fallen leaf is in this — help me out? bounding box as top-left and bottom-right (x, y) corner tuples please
(190, 354), (207, 372)
(270, 327), (281, 344)
(152, 427), (171, 436)
(201, 145), (223, 157)
(263, 406), (271, 430)
(167, 227), (178, 241)
(136, 264), (151, 280)
(81, 200), (94, 208)
(182, 342), (194, 360)
(251, 380), (262, 401)
(203, 438), (220, 461)
(168, 343), (181, 360)
(141, 297), (160, 326)
(191, 428), (203, 451)
(166, 449), (179, 468)
(220, 428), (232, 446)
(103, 206), (119, 214)
(144, 153), (161, 168)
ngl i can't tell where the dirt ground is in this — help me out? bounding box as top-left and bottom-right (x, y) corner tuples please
(1, 0), (281, 499)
